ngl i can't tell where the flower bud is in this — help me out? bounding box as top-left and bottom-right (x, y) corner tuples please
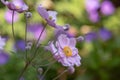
(63, 24), (70, 31)
(25, 12), (32, 18)
(25, 41), (32, 50)
(38, 68), (43, 75)
(76, 36), (84, 42)
(67, 66), (75, 74)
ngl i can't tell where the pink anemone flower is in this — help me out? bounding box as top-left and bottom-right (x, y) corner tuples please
(45, 34), (81, 73)
(1, 0), (28, 13)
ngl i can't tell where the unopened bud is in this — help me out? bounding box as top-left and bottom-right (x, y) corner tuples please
(38, 68), (43, 75)
(67, 66), (75, 74)
(25, 12), (32, 18)
(76, 36), (84, 42)
(25, 41), (32, 50)
(63, 24), (70, 31)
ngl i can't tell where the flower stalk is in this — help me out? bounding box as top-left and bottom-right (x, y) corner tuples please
(12, 10), (15, 39)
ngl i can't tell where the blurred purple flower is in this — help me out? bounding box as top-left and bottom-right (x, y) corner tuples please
(85, 0), (100, 13)
(28, 23), (46, 41)
(89, 11), (99, 23)
(1, 0), (28, 13)
(0, 36), (6, 50)
(100, 1), (115, 15)
(45, 34), (81, 69)
(98, 28), (112, 41)
(5, 10), (19, 24)
(37, 5), (58, 28)
(15, 40), (25, 51)
(0, 52), (9, 65)
(85, 32), (97, 42)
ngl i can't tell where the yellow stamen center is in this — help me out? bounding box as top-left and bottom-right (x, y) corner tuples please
(63, 46), (72, 57)
(16, 6), (20, 9)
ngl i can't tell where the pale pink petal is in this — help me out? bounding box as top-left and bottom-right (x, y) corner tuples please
(45, 41), (57, 54)
(67, 57), (75, 66)
(62, 58), (71, 66)
(1, 0), (9, 5)
(72, 48), (78, 56)
(58, 34), (69, 48)
(37, 5), (49, 19)
(69, 38), (76, 48)
(48, 11), (57, 22)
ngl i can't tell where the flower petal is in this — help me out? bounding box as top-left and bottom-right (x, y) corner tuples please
(69, 38), (76, 48)
(0, 52), (9, 65)
(37, 5), (49, 20)
(58, 34), (69, 48)
(48, 11), (57, 22)
(45, 41), (57, 54)
(72, 48), (78, 56)
(62, 58), (71, 66)
(1, 0), (9, 5)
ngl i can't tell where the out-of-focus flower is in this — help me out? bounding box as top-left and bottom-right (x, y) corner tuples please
(85, 32), (97, 42)
(85, 0), (100, 13)
(37, 5), (58, 28)
(28, 23), (46, 41)
(0, 36), (6, 50)
(89, 11), (99, 23)
(15, 40), (25, 51)
(40, 0), (54, 9)
(100, 1), (115, 15)
(5, 10), (19, 24)
(85, 0), (100, 22)
(1, 0), (28, 13)
(46, 34), (81, 70)
(98, 28), (112, 41)
(68, 27), (78, 37)
(0, 52), (9, 65)
(80, 25), (92, 34)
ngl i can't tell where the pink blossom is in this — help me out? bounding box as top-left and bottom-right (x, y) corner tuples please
(46, 34), (81, 70)
(1, 0), (28, 13)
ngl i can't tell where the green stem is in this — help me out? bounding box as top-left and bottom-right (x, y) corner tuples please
(40, 64), (53, 80)
(18, 62), (30, 80)
(12, 10), (15, 39)
(24, 13), (28, 62)
(52, 69), (68, 80)
(30, 24), (47, 61)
